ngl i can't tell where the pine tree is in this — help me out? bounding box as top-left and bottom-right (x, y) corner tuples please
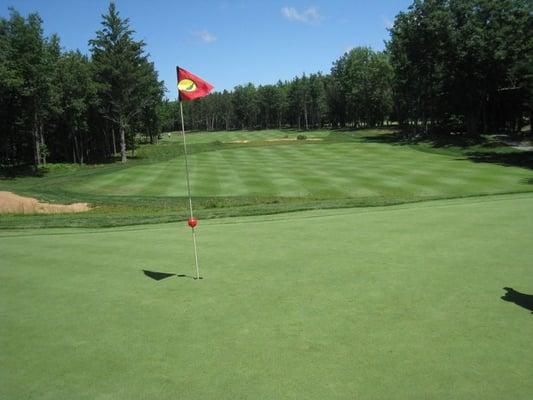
(90, 2), (153, 162)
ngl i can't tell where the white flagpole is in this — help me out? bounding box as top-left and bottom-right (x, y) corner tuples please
(179, 101), (200, 280)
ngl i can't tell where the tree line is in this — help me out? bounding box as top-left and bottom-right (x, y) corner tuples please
(2, 0), (531, 168)
(387, 0), (532, 136)
(1, 3), (164, 167)
(159, 47), (394, 133)
(161, 0), (531, 138)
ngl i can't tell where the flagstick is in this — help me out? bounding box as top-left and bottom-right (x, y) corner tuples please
(179, 101), (200, 280)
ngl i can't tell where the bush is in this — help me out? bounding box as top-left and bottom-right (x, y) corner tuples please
(297, 134), (307, 140)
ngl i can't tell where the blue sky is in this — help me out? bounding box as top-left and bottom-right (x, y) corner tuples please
(1, 0), (412, 99)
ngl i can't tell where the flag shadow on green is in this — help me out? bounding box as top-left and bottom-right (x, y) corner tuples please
(142, 269), (194, 281)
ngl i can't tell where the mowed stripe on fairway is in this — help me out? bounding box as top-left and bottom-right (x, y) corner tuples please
(69, 137), (533, 198)
(2, 193), (532, 399)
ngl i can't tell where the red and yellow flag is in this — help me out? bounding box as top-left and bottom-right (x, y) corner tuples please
(177, 67), (214, 101)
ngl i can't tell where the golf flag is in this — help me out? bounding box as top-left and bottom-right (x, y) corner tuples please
(177, 67), (214, 101)
(176, 67), (212, 279)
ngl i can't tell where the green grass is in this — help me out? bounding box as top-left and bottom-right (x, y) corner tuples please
(2, 129), (532, 398)
(1, 129), (532, 229)
(2, 193), (532, 399)
(53, 130), (533, 198)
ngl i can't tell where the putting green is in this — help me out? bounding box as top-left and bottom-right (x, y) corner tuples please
(2, 193), (532, 399)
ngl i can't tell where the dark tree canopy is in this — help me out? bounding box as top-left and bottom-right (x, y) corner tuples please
(387, 0), (532, 136)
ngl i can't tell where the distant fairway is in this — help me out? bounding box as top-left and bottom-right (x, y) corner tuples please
(2, 128), (532, 229)
(70, 130), (532, 198)
(2, 194), (532, 399)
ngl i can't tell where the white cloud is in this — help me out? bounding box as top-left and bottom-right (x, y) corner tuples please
(281, 6), (323, 24)
(192, 30), (217, 43)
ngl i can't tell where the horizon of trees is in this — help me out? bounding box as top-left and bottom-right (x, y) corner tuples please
(161, 47), (394, 134)
(164, 0), (531, 137)
(1, 0), (532, 168)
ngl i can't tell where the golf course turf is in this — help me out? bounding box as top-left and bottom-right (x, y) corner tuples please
(1, 194), (532, 399)
(1, 129), (532, 229)
(1, 129), (533, 399)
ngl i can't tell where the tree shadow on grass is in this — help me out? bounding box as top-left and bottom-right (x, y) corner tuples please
(0, 165), (47, 179)
(467, 151), (533, 170)
(361, 130), (489, 148)
(361, 130), (411, 145)
(501, 287), (533, 314)
(360, 129), (533, 170)
(142, 269), (195, 281)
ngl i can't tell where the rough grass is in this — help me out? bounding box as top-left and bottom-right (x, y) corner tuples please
(2, 193), (532, 399)
(1, 129), (532, 228)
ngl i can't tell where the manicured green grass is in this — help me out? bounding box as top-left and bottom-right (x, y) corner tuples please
(70, 143), (525, 197)
(1, 129), (532, 228)
(2, 193), (532, 399)
(65, 130), (533, 198)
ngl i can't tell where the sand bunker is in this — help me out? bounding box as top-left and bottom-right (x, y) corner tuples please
(0, 191), (90, 214)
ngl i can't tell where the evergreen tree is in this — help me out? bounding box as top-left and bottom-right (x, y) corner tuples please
(89, 2), (158, 162)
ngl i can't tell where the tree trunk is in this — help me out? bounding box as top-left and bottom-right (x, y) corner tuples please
(111, 128), (117, 155)
(120, 124), (127, 163)
(33, 122), (41, 167)
(73, 135), (79, 164)
(482, 95), (489, 134)
(304, 103), (309, 131)
(39, 124), (46, 165)
(79, 133), (84, 164)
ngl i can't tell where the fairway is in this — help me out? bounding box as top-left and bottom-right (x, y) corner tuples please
(2, 129), (532, 229)
(2, 193), (532, 399)
(70, 130), (532, 198)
